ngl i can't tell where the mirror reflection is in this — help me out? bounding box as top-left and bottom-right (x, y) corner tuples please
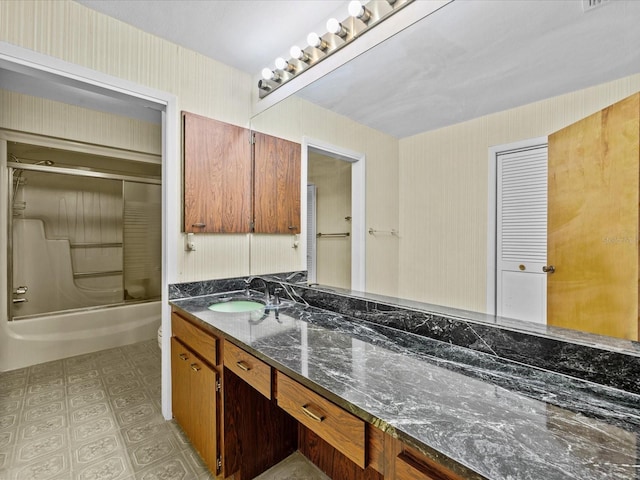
(250, 0), (640, 343)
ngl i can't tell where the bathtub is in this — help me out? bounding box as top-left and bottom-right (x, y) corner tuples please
(0, 301), (161, 371)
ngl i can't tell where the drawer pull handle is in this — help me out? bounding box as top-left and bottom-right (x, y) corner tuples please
(301, 404), (324, 423)
(190, 363), (201, 372)
(179, 353), (189, 361)
(192, 223), (206, 228)
(236, 360), (251, 372)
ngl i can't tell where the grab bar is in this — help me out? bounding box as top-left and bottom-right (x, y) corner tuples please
(73, 270), (123, 279)
(316, 232), (350, 238)
(70, 243), (123, 248)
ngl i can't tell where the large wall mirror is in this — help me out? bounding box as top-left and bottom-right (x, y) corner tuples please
(250, 0), (640, 345)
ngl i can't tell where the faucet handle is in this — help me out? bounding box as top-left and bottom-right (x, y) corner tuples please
(14, 286), (28, 295)
(273, 287), (282, 305)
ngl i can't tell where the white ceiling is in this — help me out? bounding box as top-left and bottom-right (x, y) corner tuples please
(5, 1), (640, 138)
(298, 0), (640, 137)
(75, 0), (349, 74)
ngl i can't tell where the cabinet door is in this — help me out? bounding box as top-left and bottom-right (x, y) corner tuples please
(171, 337), (219, 475)
(254, 132), (301, 234)
(183, 112), (252, 233)
(188, 351), (219, 474)
(171, 337), (192, 436)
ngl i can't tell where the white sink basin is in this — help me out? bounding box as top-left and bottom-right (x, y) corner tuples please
(208, 300), (265, 313)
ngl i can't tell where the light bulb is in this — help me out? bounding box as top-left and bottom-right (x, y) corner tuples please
(326, 18), (342, 34)
(290, 45), (303, 59)
(348, 0), (364, 17)
(348, 0), (371, 22)
(275, 57), (288, 70)
(307, 32), (321, 48)
(261, 68), (274, 81)
(290, 45), (310, 63)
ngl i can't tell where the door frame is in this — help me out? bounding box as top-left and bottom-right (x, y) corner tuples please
(302, 137), (366, 292)
(0, 41), (179, 420)
(486, 136), (547, 316)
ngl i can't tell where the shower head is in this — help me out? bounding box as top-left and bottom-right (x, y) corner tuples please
(35, 160), (54, 166)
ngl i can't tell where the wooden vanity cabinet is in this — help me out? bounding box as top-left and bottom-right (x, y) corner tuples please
(182, 112), (252, 233)
(171, 307), (463, 480)
(171, 310), (296, 479)
(253, 131), (301, 234)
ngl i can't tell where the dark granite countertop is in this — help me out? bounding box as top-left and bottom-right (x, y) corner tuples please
(170, 292), (640, 480)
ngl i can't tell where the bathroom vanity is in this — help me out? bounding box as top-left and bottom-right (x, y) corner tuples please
(169, 279), (640, 480)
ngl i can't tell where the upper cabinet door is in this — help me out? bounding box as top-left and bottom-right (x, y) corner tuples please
(183, 112), (252, 233)
(253, 132), (301, 234)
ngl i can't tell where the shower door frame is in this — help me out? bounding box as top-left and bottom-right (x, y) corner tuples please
(7, 150), (162, 321)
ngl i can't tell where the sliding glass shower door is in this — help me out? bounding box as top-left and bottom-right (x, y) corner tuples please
(10, 167), (161, 320)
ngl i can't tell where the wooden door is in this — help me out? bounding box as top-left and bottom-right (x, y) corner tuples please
(547, 93), (639, 340)
(183, 112), (252, 233)
(253, 132), (301, 234)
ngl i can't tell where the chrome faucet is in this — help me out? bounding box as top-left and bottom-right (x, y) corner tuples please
(244, 276), (270, 303)
(12, 285), (28, 304)
(285, 271), (306, 283)
(14, 285), (28, 295)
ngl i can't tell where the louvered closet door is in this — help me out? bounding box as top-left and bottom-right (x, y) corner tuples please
(496, 145), (548, 324)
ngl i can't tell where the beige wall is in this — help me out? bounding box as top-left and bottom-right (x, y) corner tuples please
(1, 1), (401, 293)
(398, 73), (640, 312)
(0, 0), (255, 283)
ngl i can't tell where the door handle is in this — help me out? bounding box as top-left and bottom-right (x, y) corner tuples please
(542, 265), (555, 273)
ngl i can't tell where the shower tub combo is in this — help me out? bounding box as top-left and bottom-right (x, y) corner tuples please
(3, 144), (161, 371)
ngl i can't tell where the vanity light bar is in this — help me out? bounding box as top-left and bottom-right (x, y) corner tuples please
(258, 0), (414, 99)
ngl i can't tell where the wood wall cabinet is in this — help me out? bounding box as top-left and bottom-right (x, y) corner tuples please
(254, 132), (301, 234)
(183, 112), (252, 233)
(182, 112), (300, 234)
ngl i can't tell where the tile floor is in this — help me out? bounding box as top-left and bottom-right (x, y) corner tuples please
(0, 339), (214, 480)
(0, 339), (328, 480)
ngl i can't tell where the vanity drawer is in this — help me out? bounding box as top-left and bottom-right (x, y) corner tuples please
(171, 312), (218, 366)
(395, 443), (462, 480)
(223, 340), (272, 399)
(276, 371), (365, 467)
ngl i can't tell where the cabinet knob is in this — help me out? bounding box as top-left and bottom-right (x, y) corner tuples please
(542, 265), (555, 273)
(179, 353), (189, 361)
(190, 363), (201, 372)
